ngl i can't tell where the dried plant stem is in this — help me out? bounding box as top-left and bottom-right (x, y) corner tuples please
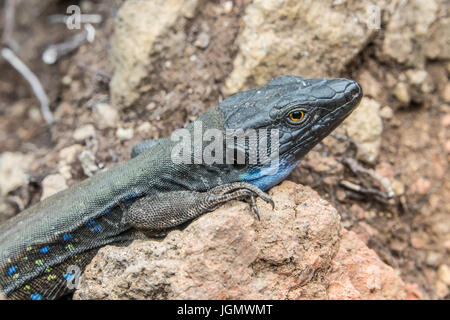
(1, 47), (54, 125)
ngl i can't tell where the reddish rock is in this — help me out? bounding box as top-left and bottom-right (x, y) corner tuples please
(74, 181), (408, 300)
(441, 114), (450, 127)
(327, 230), (406, 299)
(404, 283), (423, 300)
(410, 178), (432, 195)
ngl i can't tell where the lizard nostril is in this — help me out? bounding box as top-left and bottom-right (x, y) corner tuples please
(350, 87), (359, 97)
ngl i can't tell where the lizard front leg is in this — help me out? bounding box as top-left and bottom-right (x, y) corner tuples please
(122, 182), (274, 231)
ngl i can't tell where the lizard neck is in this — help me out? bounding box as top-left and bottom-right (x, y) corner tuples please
(239, 156), (300, 191)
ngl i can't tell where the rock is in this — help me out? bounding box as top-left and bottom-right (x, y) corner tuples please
(73, 124), (96, 142)
(358, 71), (381, 98)
(78, 150), (98, 177)
(137, 122), (154, 137)
(410, 178), (431, 195)
(437, 265), (450, 286)
(182, 0), (200, 19)
(59, 144), (83, 164)
(223, 1), (233, 14)
(343, 97), (383, 163)
(380, 0), (439, 67)
(111, 0), (201, 108)
(380, 106), (394, 119)
(406, 69), (429, 87)
(40, 174), (68, 200)
(393, 82), (410, 105)
(391, 179), (405, 196)
(426, 17), (450, 60)
(224, 0), (382, 94)
(405, 69), (434, 101)
(116, 127), (134, 141)
(442, 114), (450, 127)
(426, 251), (442, 267)
(445, 140), (450, 154)
(404, 283), (423, 300)
(194, 32), (210, 49)
(352, 221), (380, 244)
(410, 234), (426, 249)
(0, 152), (33, 196)
(328, 229), (406, 299)
(93, 103), (120, 129)
(303, 151), (344, 175)
(443, 83), (450, 103)
(435, 280), (449, 299)
(58, 165), (73, 181)
(439, 104), (450, 112)
(74, 181), (407, 300)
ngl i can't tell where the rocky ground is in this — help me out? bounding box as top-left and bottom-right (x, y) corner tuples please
(0, 0), (449, 299)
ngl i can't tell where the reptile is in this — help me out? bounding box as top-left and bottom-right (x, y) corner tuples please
(0, 75), (362, 300)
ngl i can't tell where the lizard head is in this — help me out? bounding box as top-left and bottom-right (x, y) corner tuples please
(219, 75), (362, 163)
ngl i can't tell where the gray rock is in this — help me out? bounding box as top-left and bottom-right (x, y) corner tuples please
(93, 103), (120, 129)
(224, 0), (385, 94)
(40, 174), (68, 200)
(110, 0), (201, 108)
(73, 124), (96, 142)
(0, 152), (33, 196)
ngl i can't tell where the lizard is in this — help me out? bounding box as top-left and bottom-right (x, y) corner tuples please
(0, 75), (362, 300)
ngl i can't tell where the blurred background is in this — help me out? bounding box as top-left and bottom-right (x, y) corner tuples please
(0, 0), (448, 299)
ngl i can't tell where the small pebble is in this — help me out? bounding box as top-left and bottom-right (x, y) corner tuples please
(41, 174), (68, 200)
(441, 114), (450, 127)
(380, 106), (394, 119)
(223, 1), (233, 13)
(438, 265), (450, 286)
(73, 124), (96, 142)
(59, 144), (83, 164)
(391, 179), (405, 196)
(78, 150), (98, 177)
(443, 83), (450, 102)
(93, 103), (120, 129)
(194, 32), (210, 49)
(0, 152), (33, 196)
(137, 122), (153, 137)
(435, 280), (449, 299)
(116, 127), (134, 141)
(445, 140), (450, 153)
(394, 82), (410, 104)
(411, 178), (431, 195)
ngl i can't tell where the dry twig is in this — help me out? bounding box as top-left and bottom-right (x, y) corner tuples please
(1, 48), (54, 125)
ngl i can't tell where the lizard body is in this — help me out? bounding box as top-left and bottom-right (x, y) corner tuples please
(0, 75), (362, 299)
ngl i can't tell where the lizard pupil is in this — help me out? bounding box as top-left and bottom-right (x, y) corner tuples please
(289, 110), (304, 122)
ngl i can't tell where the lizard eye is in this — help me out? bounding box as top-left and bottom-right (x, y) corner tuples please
(288, 110), (304, 123)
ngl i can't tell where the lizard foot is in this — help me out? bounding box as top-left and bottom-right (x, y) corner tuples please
(206, 182), (274, 219)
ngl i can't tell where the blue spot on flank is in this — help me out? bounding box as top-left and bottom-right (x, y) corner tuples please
(8, 265), (17, 275)
(40, 246), (50, 254)
(30, 292), (43, 300)
(62, 233), (72, 241)
(92, 224), (102, 232)
(103, 208), (112, 215)
(64, 273), (74, 281)
(88, 219), (95, 227)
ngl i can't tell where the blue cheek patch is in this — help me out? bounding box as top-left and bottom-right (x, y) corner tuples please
(240, 159), (300, 191)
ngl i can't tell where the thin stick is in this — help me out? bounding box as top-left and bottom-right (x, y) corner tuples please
(1, 0), (16, 48)
(1, 48), (54, 125)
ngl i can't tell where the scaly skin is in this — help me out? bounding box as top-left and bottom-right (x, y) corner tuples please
(0, 75), (362, 299)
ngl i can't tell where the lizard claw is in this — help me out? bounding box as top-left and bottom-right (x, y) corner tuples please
(249, 195), (261, 221)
